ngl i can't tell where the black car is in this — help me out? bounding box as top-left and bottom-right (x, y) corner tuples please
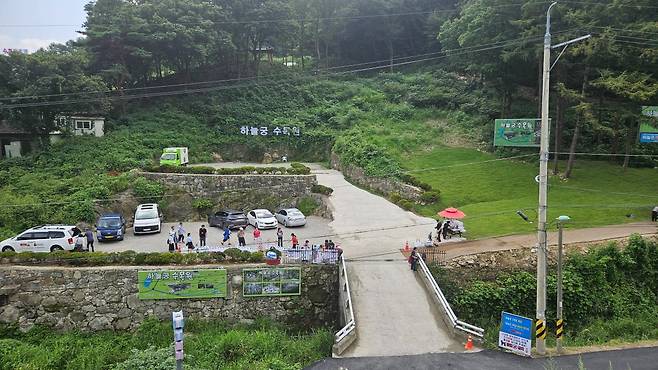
(208, 209), (248, 229)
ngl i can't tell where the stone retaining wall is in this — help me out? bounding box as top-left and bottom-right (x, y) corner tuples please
(330, 153), (422, 201)
(0, 264), (338, 332)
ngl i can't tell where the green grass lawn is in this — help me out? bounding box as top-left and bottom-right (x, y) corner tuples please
(403, 147), (658, 239)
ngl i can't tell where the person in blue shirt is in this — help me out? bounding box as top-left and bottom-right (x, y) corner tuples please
(222, 226), (231, 246)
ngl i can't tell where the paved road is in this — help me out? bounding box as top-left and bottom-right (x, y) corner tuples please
(310, 165), (462, 357)
(96, 217), (332, 253)
(306, 347), (658, 370)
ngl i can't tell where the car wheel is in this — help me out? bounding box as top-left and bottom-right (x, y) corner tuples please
(50, 245), (63, 252)
(284, 220), (288, 227)
(2, 246), (15, 252)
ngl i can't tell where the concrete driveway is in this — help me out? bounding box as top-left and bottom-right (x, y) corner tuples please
(96, 216), (332, 253)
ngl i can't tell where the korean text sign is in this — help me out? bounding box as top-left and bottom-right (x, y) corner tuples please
(240, 126), (301, 137)
(494, 119), (545, 147)
(498, 311), (533, 357)
(639, 106), (658, 143)
(243, 267), (301, 297)
(138, 269), (227, 300)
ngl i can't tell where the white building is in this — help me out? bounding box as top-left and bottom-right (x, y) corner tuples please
(50, 114), (105, 143)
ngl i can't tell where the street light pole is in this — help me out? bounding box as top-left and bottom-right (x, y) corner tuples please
(536, 1), (557, 355)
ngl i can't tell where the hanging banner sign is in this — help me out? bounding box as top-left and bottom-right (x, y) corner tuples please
(240, 126), (301, 137)
(138, 269), (227, 300)
(494, 119), (548, 147)
(639, 106), (658, 143)
(498, 311), (533, 357)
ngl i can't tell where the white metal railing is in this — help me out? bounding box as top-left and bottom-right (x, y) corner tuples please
(417, 256), (484, 339)
(282, 249), (339, 264)
(333, 255), (356, 353)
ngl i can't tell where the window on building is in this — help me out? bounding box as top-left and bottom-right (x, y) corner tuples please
(76, 121), (92, 130)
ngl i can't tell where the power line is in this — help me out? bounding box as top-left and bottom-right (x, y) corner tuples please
(550, 152), (658, 158)
(550, 185), (658, 199)
(561, 1), (658, 9)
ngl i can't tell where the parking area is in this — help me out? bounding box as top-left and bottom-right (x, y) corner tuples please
(97, 216), (333, 253)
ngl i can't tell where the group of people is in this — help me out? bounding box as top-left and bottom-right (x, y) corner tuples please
(73, 227), (95, 252)
(166, 223), (309, 252)
(434, 218), (465, 242)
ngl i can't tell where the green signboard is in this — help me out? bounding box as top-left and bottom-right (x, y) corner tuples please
(494, 119), (544, 147)
(639, 106), (658, 143)
(138, 269), (227, 300)
(243, 267), (301, 297)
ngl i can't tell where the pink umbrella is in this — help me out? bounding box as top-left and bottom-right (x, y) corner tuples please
(438, 207), (466, 219)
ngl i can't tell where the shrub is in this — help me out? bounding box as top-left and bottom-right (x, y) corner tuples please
(192, 198), (214, 212)
(420, 190), (441, 204)
(132, 177), (164, 203)
(297, 196), (319, 215)
(311, 184), (333, 195)
(112, 346), (176, 370)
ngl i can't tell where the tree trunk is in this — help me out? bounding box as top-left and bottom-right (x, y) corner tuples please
(564, 68), (589, 179)
(315, 19), (321, 72)
(622, 121), (636, 170)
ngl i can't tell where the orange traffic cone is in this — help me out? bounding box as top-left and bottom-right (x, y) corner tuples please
(404, 241), (410, 252)
(464, 335), (473, 350)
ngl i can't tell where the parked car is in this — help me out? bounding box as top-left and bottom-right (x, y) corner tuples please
(0, 225), (78, 253)
(133, 204), (162, 235)
(208, 209), (248, 229)
(247, 209), (277, 230)
(275, 208), (307, 227)
(96, 213), (126, 241)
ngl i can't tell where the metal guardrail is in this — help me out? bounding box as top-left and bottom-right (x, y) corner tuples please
(417, 256), (484, 339)
(282, 249), (339, 264)
(333, 255), (356, 355)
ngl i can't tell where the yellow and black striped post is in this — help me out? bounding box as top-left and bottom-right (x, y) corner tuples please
(556, 319), (564, 352)
(535, 319), (547, 341)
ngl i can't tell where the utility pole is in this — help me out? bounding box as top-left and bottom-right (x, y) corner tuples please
(536, 1), (557, 355)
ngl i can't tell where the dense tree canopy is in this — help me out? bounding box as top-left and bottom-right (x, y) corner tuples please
(0, 0), (656, 168)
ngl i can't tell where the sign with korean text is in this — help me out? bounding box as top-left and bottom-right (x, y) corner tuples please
(639, 106), (658, 143)
(243, 267), (301, 297)
(138, 269), (227, 300)
(494, 119), (547, 147)
(240, 126), (301, 137)
(498, 312), (533, 357)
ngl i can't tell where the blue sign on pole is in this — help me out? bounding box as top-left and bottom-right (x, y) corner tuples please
(499, 312), (533, 356)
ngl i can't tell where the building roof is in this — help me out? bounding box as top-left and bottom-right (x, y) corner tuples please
(0, 120), (30, 135)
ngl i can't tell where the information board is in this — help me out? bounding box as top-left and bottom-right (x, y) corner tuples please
(498, 311), (533, 357)
(138, 269), (227, 300)
(639, 106), (658, 143)
(243, 267), (301, 297)
(494, 119), (546, 147)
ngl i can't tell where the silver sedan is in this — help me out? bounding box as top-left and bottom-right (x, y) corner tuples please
(275, 208), (307, 227)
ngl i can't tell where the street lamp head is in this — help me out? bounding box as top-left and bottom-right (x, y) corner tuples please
(557, 215), (571, 222)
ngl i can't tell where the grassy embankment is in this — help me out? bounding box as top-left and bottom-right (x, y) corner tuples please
(0, 319), (332, 370)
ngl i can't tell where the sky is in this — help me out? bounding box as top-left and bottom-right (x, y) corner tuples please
(1, 0), (88, 52)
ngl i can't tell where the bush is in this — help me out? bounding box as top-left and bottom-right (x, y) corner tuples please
(420, 190), (441, 204)
(192, 198), (214, 212)
(112, 346), (175, 370)
(297, 196), (319, 215)
(311, 184), (333, 195)
(132, 177), (164, 203)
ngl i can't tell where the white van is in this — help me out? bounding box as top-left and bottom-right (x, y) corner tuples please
(0, 225), (78, 253)
(133, 204), (162, 235)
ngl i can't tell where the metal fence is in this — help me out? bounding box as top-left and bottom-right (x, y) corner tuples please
(419, 247), (447, 266)
(332, 255), (356, 355)
(281, 249), (340, 264)
(417, 256), (484, 339)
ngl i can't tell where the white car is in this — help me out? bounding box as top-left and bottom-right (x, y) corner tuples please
(133, 204), (162, 235)
(1, 225), (78, 253)
(247, 209), (278, 230)
(275, 208), (307, 227)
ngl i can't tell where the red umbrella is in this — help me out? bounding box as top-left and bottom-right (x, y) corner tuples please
(438, 207), (466, 219)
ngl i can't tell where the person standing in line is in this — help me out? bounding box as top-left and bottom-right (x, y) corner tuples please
(177, 222), (185, 243)
(303, 240), (310, 249)
(237, 227), (246, 246)
(652, 205), (658, 222)
(167, 233), (175, 252)
(169, 225), (176, 238)
(291, 233), (299, 248)
(222, 226), (231, 246)
(276, 227), (284, 248)
(199, 225), (207, 247)
(185, 233), (194, 250)
(253, 228), (262, 248)
(85, 228), (95, 252)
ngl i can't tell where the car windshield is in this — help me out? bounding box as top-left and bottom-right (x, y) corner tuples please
(160, 153), (176, 160)
(98, 218), (122, 228)
(228, 213), (244, 218)
(256, 211), (273, 218)
(136, 210), (158, 220)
